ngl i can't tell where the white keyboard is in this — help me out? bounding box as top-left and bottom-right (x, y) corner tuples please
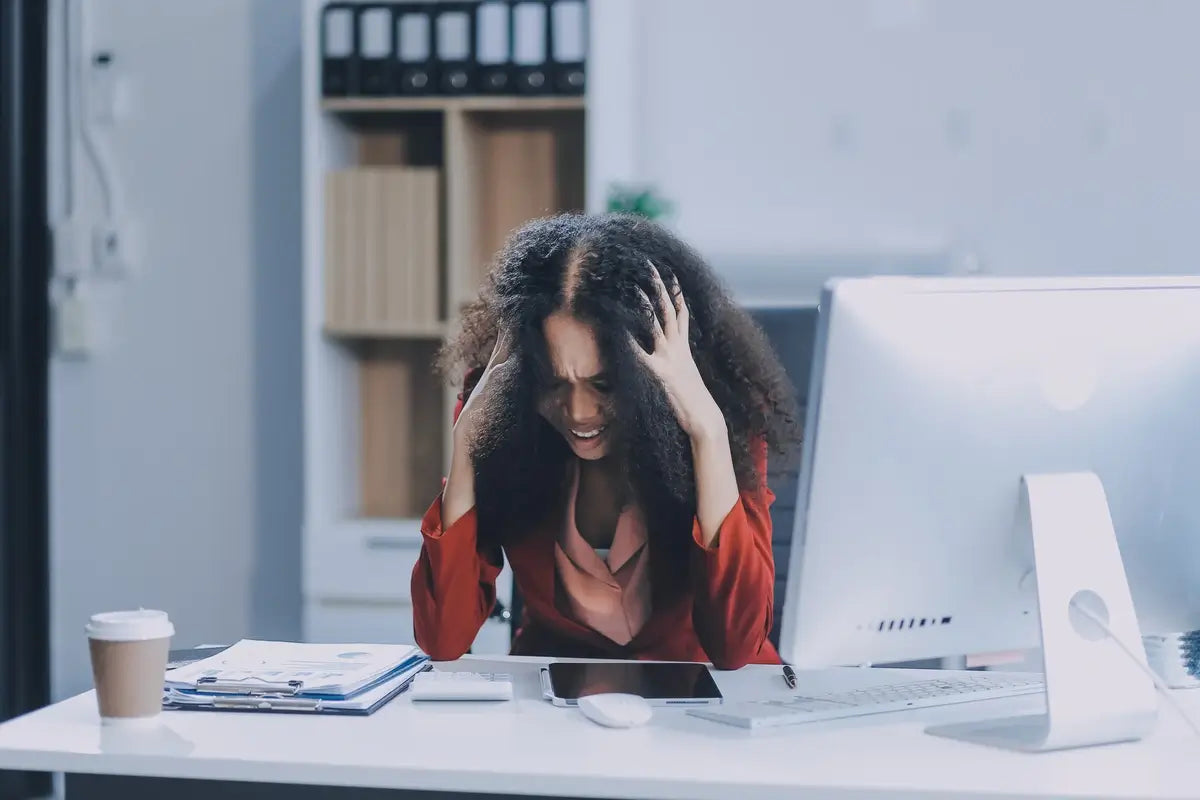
(688, 673), (1045, 729)
(410, 670), (514, 701)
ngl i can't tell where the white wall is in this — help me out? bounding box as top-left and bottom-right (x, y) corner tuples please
(47, 0), (302, 699)
(593, 0), (1200, 295)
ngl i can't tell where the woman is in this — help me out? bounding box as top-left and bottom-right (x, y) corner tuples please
(411, 213), (802, 669)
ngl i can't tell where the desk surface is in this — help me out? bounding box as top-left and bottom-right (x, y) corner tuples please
(0, 657), (1197, 800)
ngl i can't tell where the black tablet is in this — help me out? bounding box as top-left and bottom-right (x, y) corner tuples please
(541, 661), (724, 707)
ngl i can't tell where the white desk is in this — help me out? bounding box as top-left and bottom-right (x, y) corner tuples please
(0, 656), (1197, 800)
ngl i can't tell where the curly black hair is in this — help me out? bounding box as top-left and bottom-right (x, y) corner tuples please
(438, 213), (802, 553)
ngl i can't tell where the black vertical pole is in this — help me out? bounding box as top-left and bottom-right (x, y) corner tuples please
(0, 0), (52, 796)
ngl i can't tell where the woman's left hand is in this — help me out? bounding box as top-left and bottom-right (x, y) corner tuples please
(632, 264), (727, 442)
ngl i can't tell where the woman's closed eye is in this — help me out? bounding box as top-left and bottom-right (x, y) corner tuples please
(544, 374), (611, 394)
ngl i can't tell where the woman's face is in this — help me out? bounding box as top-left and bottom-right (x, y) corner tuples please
(538, 310), (614, 460)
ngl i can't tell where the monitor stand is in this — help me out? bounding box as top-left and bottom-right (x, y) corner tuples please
(926, 471), (1158, 752)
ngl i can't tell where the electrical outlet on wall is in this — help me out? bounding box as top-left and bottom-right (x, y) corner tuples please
(92, 221), (130, 277)
(52, 221), (84, 278)
(53, 283), (93, 358)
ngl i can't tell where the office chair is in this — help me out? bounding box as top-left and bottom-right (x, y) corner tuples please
(748, 305), (820, 648)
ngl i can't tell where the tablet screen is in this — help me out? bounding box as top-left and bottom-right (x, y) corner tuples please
(547, 661), (722, 703)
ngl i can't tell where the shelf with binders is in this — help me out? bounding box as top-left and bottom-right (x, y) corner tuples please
(305, 0), (587, 651)
(311, 109), (451, 604)
(322, 95), (585, 114)
(317, 100), (585, 525)
(321, 110), (445, 342)
(318, 102), (585, 339)
(446, 105), (585, 315)
(320, 1), (589, 103)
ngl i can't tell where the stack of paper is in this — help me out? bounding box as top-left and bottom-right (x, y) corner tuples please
(163, 640), (430, 714)
(1143, 631), (1200, 689)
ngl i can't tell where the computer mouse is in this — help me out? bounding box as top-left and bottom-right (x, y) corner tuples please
(577, 693), (653, 728)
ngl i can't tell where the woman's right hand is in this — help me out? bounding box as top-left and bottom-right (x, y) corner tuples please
(442, 329), (513, 526)
(451, 328), (514, 450)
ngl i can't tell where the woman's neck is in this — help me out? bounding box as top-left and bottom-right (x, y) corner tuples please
(577, 456), (627, 500)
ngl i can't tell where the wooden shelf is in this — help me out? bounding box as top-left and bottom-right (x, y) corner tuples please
(304, 0), (568, 647)
(323, 322), (448, 340)
(322, 95), (585, 114)
(358, 341), (445, 519)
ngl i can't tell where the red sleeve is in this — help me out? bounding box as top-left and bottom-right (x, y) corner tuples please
(410, 498), (502, 661)
(409, 366), (501, 661)
(689, 437), (777, 670)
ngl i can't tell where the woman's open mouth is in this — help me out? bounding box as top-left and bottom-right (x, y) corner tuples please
(567, 423), (609, 453)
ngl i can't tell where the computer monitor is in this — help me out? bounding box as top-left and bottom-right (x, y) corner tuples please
(778, 275), (1200, 750)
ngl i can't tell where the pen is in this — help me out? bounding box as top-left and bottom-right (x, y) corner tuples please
(782, 664), (797, 689)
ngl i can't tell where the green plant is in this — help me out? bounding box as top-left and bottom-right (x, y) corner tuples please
(605, 184), (673, 220)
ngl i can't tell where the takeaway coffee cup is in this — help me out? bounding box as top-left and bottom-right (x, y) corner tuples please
(86, 609), (174, 726)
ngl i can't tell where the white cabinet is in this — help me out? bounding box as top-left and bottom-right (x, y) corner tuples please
(305, 599), (415, 645)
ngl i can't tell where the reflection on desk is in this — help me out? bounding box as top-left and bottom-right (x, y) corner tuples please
(99, 722), (194, 757)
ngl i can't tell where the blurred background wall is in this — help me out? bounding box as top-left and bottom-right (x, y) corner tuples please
(594, 0), (1200, 300)
(42, 0), (1200, 697)
(46, 0), (302, 698)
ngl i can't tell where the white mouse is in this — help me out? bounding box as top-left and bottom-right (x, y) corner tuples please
(577, 693), (653, 728)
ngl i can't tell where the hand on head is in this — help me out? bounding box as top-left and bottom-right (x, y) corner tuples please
(453, 326), (515, 449)
(438, 213), (803, 535)
(631, 263), (724, 441)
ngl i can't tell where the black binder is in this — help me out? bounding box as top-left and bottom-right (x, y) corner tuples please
(549, 0), (586, 94)
(395, 3), (437, 95)
(476, 0), (513, 94)
(321, 3), (358, 96)
(511, 0), (551, 94)
(434, 2), (476, 94)
(357, 4), (395, 95)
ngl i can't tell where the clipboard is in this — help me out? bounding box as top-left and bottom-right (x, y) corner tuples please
(163, 662), (431, 716)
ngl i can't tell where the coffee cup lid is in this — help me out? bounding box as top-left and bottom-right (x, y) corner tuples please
(85, 609), (174, 641)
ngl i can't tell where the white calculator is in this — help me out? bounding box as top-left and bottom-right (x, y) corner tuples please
(410, 670), (514, 701)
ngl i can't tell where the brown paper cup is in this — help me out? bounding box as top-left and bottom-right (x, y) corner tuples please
(85, 610), (173, 727)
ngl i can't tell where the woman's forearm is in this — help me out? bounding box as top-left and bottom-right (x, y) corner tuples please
(441, 438), (476, 528)
(690, 415), (741, 547)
